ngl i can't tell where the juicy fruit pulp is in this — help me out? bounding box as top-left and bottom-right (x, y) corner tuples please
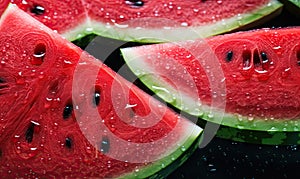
(1, 0), (282, 42)
(121, 28), (300, 144)
(0, 5), (202, 178)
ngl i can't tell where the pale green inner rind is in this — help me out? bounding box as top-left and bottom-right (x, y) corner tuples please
(139, 73), (300, 132)
(121, 48), (300, 133)
(62, 0), (282, 43)
(118, 124), (202, 179)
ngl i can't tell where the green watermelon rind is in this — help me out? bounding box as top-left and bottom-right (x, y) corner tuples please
(63, 0), (282, 43)
(118, 125), (202, 179)
(121, 48), (300, 145)
(197, 120), (300, 145)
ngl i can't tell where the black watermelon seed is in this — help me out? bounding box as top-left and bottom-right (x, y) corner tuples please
(261, 52), (268, 63)
(0, 149), (2, 158)
(65, 137), (72, 149)
(129, 109), (135, 118)
(226, 51), (233, 62)
(253, 50), (261, 67)
(25, 122), (36, 143)
(63, 103), (73, 119)
(93, 91), (101, 106)
(125, 0), (144, 7)
(297, 50), (300, 66)
(0, 78), (7, 90)
(242, 50), (251, 68)
(100, 136), (110, 154)
(30, 5), (45, 15)
(32, 43), (46, 66)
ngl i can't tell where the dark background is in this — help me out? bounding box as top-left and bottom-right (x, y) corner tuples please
(75, 4), (300, 179)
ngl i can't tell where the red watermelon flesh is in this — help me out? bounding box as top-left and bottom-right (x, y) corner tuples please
(0, 0), (10, 15)
(0, 0), (282, 42)
(121, 27), (300, 132)
(0, 5), (202, 178)
(9, 0), (87, 36)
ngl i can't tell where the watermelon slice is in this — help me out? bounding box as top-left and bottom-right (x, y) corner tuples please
(0, 4), (202, 178)
(121, 27), (300, 145)
(1, 0), (283, 42)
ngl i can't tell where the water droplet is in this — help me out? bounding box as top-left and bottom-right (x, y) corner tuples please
(181, 146), (186, 151)
(248, 116), (254, 121)
(281, 68), (291, 78)
(237, 114), (243, 121)
(180, 22), (188, 27)
(125, 103), (137, 109)
(268, 126), (277, 131)
(273, 46), (281, 50)
(207, 113), (214, 119)
(236, 125), (245, 129)
(63, 59), (72, 64)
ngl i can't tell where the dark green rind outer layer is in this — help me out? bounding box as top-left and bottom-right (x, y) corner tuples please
(148, 135), (203, 179)
(197, 120), (300, 145)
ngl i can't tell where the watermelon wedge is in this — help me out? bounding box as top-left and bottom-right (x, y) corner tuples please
(121, 27), (300, 145)
(1, 0), (283, 42)
(0, 4), (202, 178)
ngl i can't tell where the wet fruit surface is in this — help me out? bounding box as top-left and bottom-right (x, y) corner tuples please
(0, 0), (282, 42)
(0, 1), (299, 179)
(87, 7), (300, 178)
(0, 5), (202, 178)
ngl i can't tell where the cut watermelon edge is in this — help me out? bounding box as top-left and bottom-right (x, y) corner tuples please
(121, 47), (300, 134)
(118, 120), (203, 178)
(0, 4), (204, 177)
(58, 0), (282, 43)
